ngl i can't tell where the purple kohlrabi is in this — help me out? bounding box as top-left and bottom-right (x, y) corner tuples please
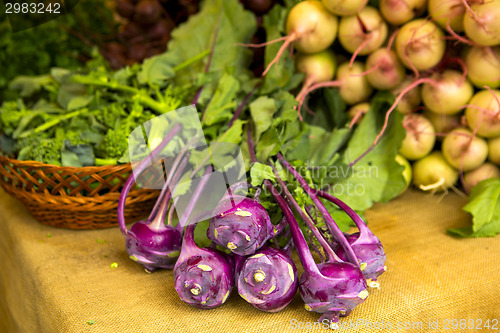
(266, 180), (369, 325)
(235, 246), (298, 312)
(318, 191), (387, 287)
(207, 195), (283, 256)
(174, 224), (234, 309)
(117, 124), (183, 272)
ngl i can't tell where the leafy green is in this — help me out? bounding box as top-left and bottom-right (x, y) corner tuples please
(202, 74), (240, 126)
(249, 96), (277, 141)
(166, 0), (256, 86)
(260, 5), (303, 94)
(250, 162), (275, 187)
(448, 179), (500, 238)
(137, 53), (176, 87)
(323, 92), (406, 211)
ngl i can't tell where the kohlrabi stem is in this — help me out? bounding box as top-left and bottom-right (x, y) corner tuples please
(182, 224), (198, 255)
(276, 153), (360, 266)
(271, 164), (340, 262)
(117, 123), (182, 236)
(264, 179), (321, 275)
(247, 123), (258, 163)
(148, 135), (199, 222)
(192, 12), (222, 105)
(316, 191), (370, 236)
(179, 166), (213, 228)
(228, 83), (260, 128)
(149, 154), (190, 231)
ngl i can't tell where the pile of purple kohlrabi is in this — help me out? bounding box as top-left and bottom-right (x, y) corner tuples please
(116, 122), (387, 325)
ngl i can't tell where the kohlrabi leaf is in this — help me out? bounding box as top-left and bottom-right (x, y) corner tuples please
(307, 127), (350, 167)
(250, 162), (275, 187)
(194, 219), (212, 248)
(249, 96), (277, 141)
(202, 73), (240, 126)
(215, 119), (245, 145)
(330, 92), (406, 211)
(137, 53), (176, 87)
(256, 127), (280, 162)
(448, 178), (500, 238)
(166, 0), (256, 86)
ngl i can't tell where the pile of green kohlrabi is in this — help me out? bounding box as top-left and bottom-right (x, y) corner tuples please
(1, 0), (500, 326)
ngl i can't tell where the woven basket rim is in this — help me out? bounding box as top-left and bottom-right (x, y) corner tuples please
(0, 154), (135, 171)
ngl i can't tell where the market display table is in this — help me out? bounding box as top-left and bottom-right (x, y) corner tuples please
(1, 187), (499, 333)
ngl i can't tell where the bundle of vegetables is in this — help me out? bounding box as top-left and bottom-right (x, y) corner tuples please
(116, 104), (388, 324)
(2, 0), (500, 324)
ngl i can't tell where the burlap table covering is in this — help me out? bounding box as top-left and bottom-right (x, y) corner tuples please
(0, 187), (499, 333)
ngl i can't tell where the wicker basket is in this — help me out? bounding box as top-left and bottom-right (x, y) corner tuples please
(0, 155), (160, 229)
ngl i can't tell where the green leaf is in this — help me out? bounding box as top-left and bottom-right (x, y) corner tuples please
(202, 74), (240, 126)
(256, 128), (280, 162)
(8, 75), (53, 97)
(50, 68), (72, 83)
(57, 82), (89, 111)
(250, 162), (275, 186)
(308, 128), (351, 167)
(216, 119), (245, 145)
(273, 90), (299, 125)
(62, 141), (95, 167)
(166, 0), (256, 85)
(194, 220), (212, 248)
(260, 5), (303, 94)
(172, 173), (193, 198)
(323, 88), (348, 128)
(249, 96), (277, 141)
(448, 178), (500, 238)
(67, 95), (94, 111)
(61, 150), (82, 167)
(137, 53), (176, 86)
(330, 92), (406, 211)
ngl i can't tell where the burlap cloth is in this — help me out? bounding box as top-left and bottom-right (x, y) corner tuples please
(0, 187), (499, 333)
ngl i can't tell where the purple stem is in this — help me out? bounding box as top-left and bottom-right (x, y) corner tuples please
(308, 231), (325, 263)
(191, 13), (222, 105)
(316, 191), (375, 245)
(273, 216), (288, 236)
(228, 83), (260, 128)
(282, 237), (294, 258)
(264, 179), (320, 275)
(117, 123), (182, 236)
(178, 166), (214, 228)
(149, 155), (190, 231)
(247, 123), (258, 163)
(276, 153), (359, 266)
(316, 191), (369, 235)
(271, 164), (340, 262)
(147, 145), (191, 223)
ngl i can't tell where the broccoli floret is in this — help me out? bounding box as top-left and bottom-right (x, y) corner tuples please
(0, 101), (29, 136)
(103, 127), (129, 159)
(99, 101), (155, 160)
(16, 133), (63, 166)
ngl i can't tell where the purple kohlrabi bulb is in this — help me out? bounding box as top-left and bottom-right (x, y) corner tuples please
(125, 220), (182, 272)
(236, 247), (298, 312)
(300, 261), (369, 324)
(174, 224), (234, 309)
(207, 195), (276, 256)
(333, 231), (387, 288)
